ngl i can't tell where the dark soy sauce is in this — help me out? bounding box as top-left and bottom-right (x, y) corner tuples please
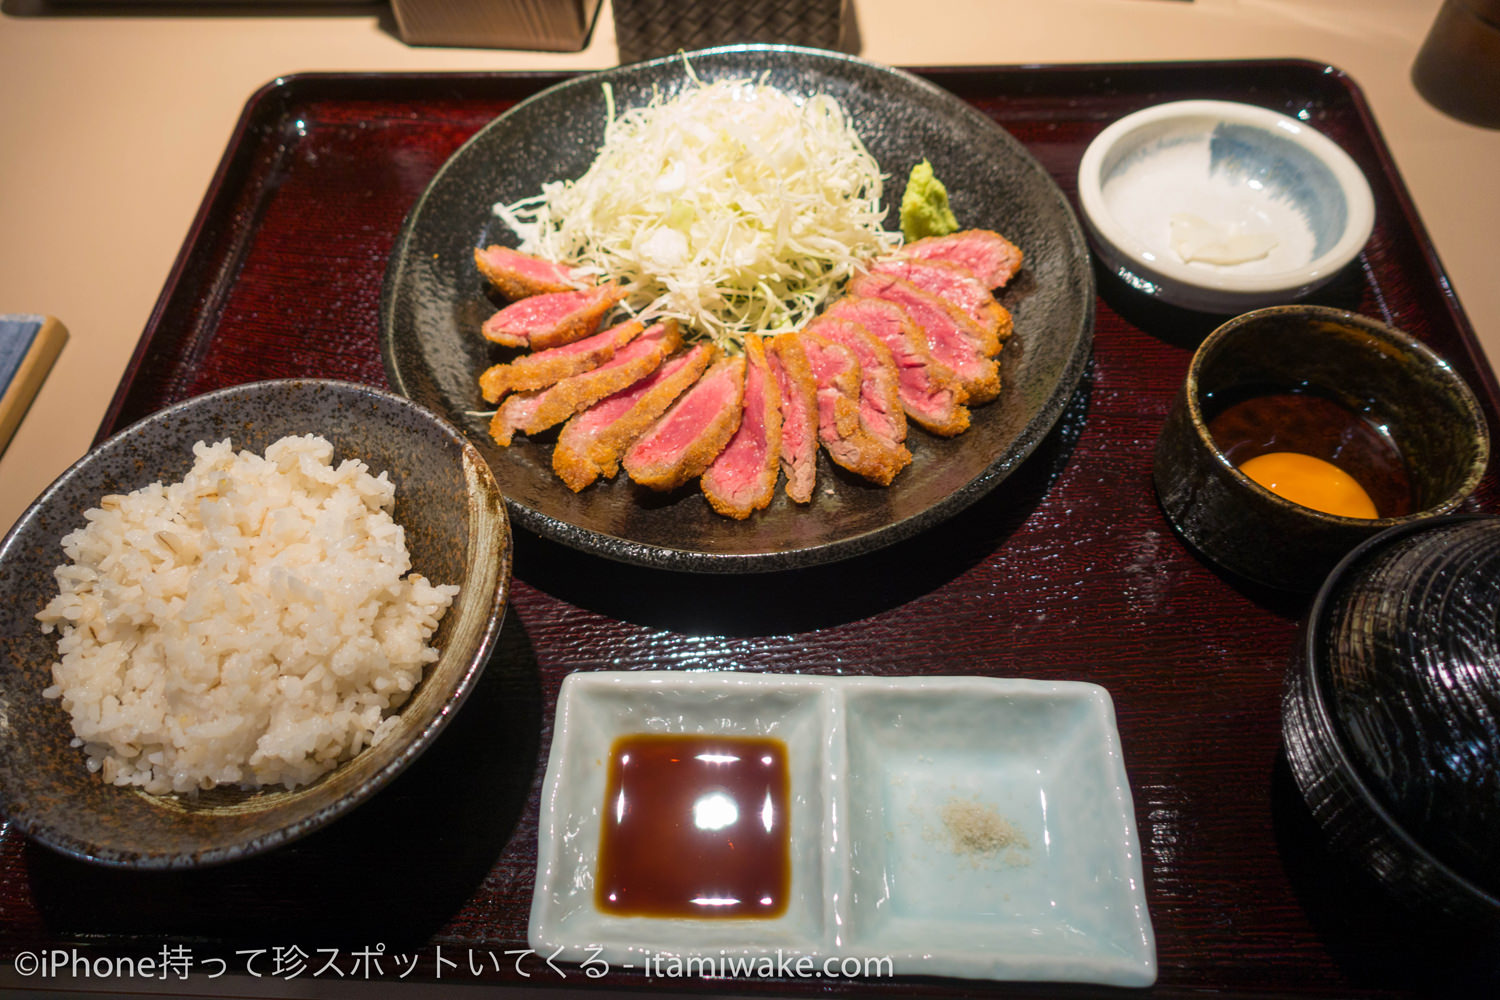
(595, 733), (790, 919)
(1205, 388), (1413, 517)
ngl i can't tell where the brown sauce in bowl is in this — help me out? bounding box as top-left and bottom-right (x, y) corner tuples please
(595, 733), (790, 919)
(1205, 389), (1413, 518)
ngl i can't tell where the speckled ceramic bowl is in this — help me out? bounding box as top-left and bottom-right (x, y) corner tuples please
(1283, 515), (1500, 926)
(1153, 306), (1489, 591)
(0, 379), (511, 868)
(1078, 100), (1374, 313)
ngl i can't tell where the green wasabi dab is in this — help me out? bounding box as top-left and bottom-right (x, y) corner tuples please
(900, 159), (959, 242)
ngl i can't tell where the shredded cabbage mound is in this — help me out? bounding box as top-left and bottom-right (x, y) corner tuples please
(496, 67), (900, 353)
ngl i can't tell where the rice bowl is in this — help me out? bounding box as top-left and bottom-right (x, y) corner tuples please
(0, 379), (511, 868)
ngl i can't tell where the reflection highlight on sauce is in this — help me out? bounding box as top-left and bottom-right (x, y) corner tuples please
(595, 733), (790, 919)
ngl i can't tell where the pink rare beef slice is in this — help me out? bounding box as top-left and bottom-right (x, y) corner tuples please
(869, 256), (1013, 347)
(766, 332), (821, 504)
(803, 314), (908, 454)
(800, 331), (911, 486)
(480, 283), (627, 350)
(823, 295), (970, 437)
(473, 245), (589, 299)
(552, 342), (717, 492)
(623, 356), (747, 491)
(899, 229), (1024, 290)
(478, 318), (644, 404)
(702, 337), (784, 519)
(848, 272), (1001, 405)
(489, 321), (680, 446)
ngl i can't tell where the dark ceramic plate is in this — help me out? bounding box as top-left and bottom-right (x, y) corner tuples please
(0, 380), (512, 867)
(380, 44), (1095, 573)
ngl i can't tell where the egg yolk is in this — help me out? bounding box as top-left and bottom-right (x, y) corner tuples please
(1237, 451), (1378, 519)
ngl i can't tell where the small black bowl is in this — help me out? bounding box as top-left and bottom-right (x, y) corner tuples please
(0, 380), (512, 868)
(1282, 515), (1500, 926)
(1154, 305), (1489, 591)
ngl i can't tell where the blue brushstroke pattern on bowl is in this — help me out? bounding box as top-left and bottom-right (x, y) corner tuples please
(1078, 99), (1374, 313)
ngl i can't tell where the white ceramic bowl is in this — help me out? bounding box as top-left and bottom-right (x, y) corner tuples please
(1077, 99), (1375, 313)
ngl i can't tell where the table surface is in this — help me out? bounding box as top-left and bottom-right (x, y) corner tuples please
(2, 2), (1500, 998)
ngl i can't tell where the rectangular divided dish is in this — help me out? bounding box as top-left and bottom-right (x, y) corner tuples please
(531, 672), (1156, 987)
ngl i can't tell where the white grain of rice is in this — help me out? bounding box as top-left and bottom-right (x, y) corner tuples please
(36, 434), (460, 794)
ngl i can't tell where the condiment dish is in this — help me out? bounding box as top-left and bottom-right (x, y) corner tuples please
(1153, 305), (1488, 591)
(531, 671), (1155, 986)
(1077, 99), (1374, 313)
(0, 379), (512, 868)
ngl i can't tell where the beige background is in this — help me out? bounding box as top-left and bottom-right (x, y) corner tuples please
(2, 0), (1497, 537)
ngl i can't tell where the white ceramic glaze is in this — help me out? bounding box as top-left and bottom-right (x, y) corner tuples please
(1077, 99), (1374, 313)
(530, 672), (1156, 987)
